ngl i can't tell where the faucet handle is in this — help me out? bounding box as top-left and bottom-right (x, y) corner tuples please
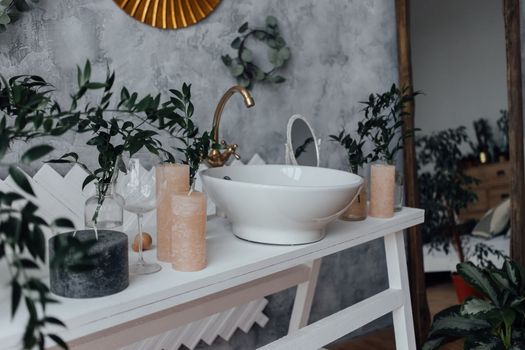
(221, 140), (241, 161)
(229, 144), (241, 160)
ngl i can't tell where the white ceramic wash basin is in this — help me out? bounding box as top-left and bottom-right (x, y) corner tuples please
(200, 165), (363, 245)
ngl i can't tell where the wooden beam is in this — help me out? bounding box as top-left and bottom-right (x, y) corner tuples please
(395, 0), (431, 346)
(503, 0), (525, 264)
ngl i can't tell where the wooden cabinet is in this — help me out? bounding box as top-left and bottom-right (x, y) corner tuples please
(460, 161), (511, 221)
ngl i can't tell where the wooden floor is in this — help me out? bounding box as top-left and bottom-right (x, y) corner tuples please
(331, 280), (463, 350)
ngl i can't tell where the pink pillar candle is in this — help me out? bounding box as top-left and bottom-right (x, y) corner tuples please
(369, 164), (395, 218)
(171, 191), (207, 272)
(156, 163), (190, 262)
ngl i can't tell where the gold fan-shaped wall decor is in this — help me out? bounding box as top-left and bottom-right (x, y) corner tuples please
(113, 0), (221, 29)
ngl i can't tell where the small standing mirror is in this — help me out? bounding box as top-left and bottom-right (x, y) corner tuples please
(286, 114), (320, 167)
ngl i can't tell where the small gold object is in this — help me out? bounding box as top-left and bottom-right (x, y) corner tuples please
(206, 86), (255, 167)
(113, 0), (221, 30)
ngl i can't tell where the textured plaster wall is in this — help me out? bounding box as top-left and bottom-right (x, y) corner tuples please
(0, 0), (399, 347)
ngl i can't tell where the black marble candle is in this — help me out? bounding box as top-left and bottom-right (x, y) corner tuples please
(49, 230), (129, 298)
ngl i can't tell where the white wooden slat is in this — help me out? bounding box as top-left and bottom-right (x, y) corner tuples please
(5, 170), (73, 231)
(258, 289), (404, 350)
(206, 307), (237, 345)
(220, 304), (246, 341)
(241, 299), (268, 333)
(33, 165), (83, 221)
(234, 300), (260, 335)
(202, 308), (233, 345)
(255, 312), (269, 328)
(187, 313), (221, 349)
(182, 318), (207, 349)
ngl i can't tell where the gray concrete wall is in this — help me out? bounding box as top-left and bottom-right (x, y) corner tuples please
(1, 1), (399, 347)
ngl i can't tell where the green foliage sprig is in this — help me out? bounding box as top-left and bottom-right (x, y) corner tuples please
(0, 0), (36, 32)
(221, 16), (290, 89)
(424, 260), (525, 350)
(0, 74), (95, 350)
(164, 83), (217, 187)
(48, 61), (179, 224)
(329, 128), (371, 174)
(417, 127), (478, 254)
(361, 84), (419, 164)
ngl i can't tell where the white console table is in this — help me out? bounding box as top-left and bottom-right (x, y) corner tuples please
(0, 207), (424, 350)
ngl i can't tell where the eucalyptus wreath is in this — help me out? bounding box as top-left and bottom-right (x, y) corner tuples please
(221, 16), (290, 90)
(0, 0), (36, 32)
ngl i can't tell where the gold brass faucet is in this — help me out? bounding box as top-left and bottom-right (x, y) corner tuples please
(207, 86), (255, 167)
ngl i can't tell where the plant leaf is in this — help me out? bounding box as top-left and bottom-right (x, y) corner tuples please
(458, 262), (499, 306)
(8, 167), (34, 196)
(21, 145), (54, 163)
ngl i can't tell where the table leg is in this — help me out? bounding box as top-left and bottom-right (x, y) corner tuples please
(288, 259), (322, 333)
(384, 231), (417, 350)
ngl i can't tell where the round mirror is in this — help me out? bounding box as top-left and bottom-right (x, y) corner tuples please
(286, 114), (320, 167)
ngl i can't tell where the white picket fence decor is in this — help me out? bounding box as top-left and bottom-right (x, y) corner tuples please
(0, 154), (269, 350)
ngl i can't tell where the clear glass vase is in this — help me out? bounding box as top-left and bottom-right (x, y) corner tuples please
(85, 182), (124, 229)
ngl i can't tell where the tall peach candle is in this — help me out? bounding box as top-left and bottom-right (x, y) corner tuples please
(369, 164), (395, 218)
(171, 191), (207, 272)
(156, 164), (190, 262)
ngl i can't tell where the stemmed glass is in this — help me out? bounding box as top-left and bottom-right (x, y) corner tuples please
(116, 156), (161, 275)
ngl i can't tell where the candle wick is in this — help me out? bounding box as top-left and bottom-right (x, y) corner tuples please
(93, 225), (99, 241)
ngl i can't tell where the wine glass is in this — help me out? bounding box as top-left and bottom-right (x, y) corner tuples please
(116, 156), (161, 275)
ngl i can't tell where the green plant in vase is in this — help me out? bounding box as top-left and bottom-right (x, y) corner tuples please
(48, 61), (176, 230)
(362, 84), (419, 217)
(330, 121), (375, 220)
(423, 260), (525, 349)
(0, 74), (95, 349)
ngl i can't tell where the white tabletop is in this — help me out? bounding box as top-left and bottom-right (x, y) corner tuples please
(0, 207), (424, 349)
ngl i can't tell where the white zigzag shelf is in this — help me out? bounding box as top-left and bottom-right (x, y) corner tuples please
(0, 154), (269, 350)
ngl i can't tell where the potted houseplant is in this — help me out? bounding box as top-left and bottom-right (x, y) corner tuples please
(0, 74), (96, 348)
(417, 126), (484, 301)
(423, 260), (525, 349)
(361, 84), (418, 217)
(330, 122), (374, 220)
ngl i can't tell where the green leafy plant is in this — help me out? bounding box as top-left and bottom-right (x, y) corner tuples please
(162, 83), (217, 187)
(424, 261), (525, 349)
(0, 0), (36, 32)
(417, 127), (478, 259)
(221, 16), (290, 89)
(0, 74), (94, 349)
(48, 61), (178, 225)
(329, 124), (374, 173)
(361, 84), (419, 164)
